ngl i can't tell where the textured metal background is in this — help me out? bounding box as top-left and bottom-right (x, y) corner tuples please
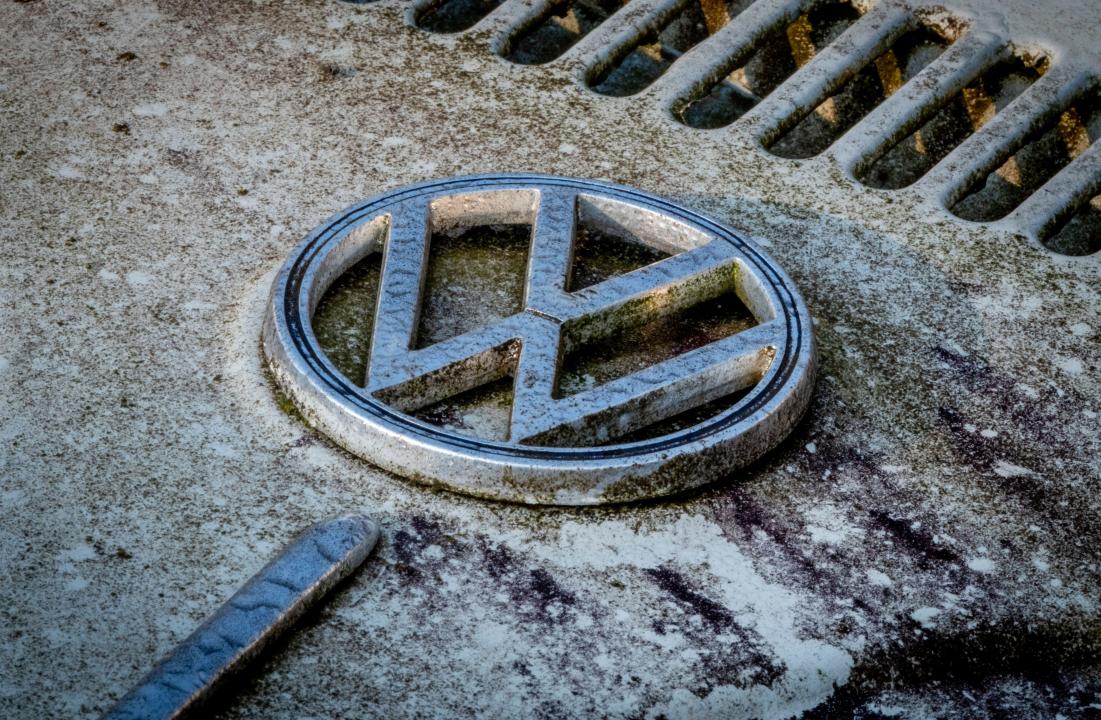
(0, 0), (1098, 718)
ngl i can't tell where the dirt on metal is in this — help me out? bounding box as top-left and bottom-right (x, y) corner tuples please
(1, 0), (1099, 718)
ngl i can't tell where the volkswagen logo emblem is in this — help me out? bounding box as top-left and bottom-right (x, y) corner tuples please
(263, 175), (815, 504)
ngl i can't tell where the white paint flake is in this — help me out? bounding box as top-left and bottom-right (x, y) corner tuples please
(53, 164), (84, 180)
(966, 557), (996, 573)
(1055, 357), (1084, 376)
(803, 505), (863, 546)
(133, 102), (169, 117)
(1015, 383), (1040, 399)
(866, 569), (893, 587)
(910, 607), (941, 628)
(494, 516), (854, 719)
(993, 461), (1034, 478)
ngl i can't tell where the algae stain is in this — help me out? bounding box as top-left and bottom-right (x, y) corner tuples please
(312, 253), (383, 384)
(416, 223), (531, 348)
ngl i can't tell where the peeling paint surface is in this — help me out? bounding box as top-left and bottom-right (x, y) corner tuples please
(0, 0), (1099, 718)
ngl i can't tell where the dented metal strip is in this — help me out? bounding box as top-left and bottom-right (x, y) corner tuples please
(101, 516), (379, 720)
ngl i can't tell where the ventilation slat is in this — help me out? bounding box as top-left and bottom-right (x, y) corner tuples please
(586, 0), (757, 96)
(857, 47), (1049, 190)
(915, 62), (1089, 207)
(749, 2), (913, 144)
(405, 0), (1098, 255)
(769, 24), (952, 158)
(412, 0), (511, 33)
(646, 0), (805, 108)
(832, 31), (1006, 176)
(1045, 197), (1101, 257)
(999, 107), (1101, 252)
(949, 85), (1100, 223)
(669, 0), (866, 128)
(488, 0), (568, 56)
(500, 0), (625, 63)
(565, 0), (689, 77)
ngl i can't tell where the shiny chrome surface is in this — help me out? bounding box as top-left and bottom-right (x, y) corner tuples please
(263, 175), (816, 504)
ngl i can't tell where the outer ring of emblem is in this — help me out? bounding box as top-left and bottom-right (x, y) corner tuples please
(262, 174), (815, 505)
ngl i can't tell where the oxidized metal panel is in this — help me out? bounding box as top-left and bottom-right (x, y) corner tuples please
(1, 0), (1098, 718)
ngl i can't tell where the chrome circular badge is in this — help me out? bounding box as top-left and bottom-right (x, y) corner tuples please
(263, 175), (815, 505)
